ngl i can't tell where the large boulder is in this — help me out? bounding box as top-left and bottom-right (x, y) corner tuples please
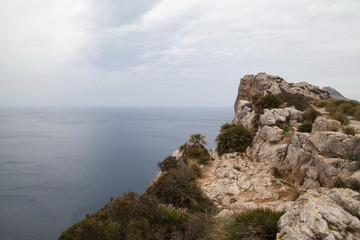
(232, 100), (256, 129)
(312, 117), (341, 132)
(259, 108), (302, 126)
(277, 188), (360, 240)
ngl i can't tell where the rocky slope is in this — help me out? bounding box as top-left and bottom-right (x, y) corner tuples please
(195, 73), (360, 239)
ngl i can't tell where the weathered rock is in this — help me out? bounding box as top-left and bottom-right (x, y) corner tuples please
(312, 117), (341, 132)
(277, 188), (360, 240)
(259, 126), (284, 143)
(232, 100), (256, 129)
(259, 108), (302, 126)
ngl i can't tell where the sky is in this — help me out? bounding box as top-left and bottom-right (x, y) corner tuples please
(1, 0), (359, 107)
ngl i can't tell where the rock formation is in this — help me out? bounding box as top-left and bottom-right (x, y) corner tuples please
(323, 86), (347, 100)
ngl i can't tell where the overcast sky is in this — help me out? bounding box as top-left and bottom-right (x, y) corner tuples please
(1, 0), (359, 107)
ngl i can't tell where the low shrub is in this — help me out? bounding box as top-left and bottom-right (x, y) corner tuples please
(343, 126), (356, 136)
(330, 112), (350, 125)
(276, 120), (291, 132)
(302, 107), (321, 123)
(315, 100), (330, 108)
(254, 94), (283, 113)
(147, 165), (216, 212)
(338, 102), (356, 116)
(181, 134), (212, 165)
(278, 91), (310, 111)
(158, 156), (178, 172)
(354, 107), (360, 121)
(332, 177), (347, 188)
(210, 208), (284, 240)
(216, 124), (253, 156)
(298, 122), (312, 133)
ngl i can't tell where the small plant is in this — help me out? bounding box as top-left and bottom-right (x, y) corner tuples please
(302, 107), (321, 123)
(230, 198), (237, 204)
(298, 122), (313, 133)
(254, 94), (283, 113)
(276, 120), (291, 132)
(315, 100), (330, 108)
(233, 165), (241, 171)
(278, 91), (310, 111)
(331, 161), (342, 168)
(330, 112), (350, 125)
(216, 124), (253, 156)
(210, 208), (284, 240)
(343, 126), (356, 136)
(182, 134), (212, 165)
(332, 177), (347, 188)
(272, 167), (282, 178)
(343, 206), (360, 219)
(158, 156), (178, 172)
(354, 107), (360, 120)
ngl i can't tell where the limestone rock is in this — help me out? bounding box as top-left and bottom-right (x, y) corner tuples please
(259, 108), (302, 126)
(312, 117), (341, 132)
(232, 100), (256, 129)
(277, 188), (360, 240)
(259, 126), (284, 143)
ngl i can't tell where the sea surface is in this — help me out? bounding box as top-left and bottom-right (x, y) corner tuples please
(0, 107), (233, 240)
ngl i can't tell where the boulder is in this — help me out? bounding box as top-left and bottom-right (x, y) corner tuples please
(312, 117), (341, 132)
(259, 126), (284, 143)
(232, 100), (256, 129)
(259, 108), (302, 126)
(277, 188), (360, 240)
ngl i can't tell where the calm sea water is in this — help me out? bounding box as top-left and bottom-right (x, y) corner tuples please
(0, 107), (232, 240)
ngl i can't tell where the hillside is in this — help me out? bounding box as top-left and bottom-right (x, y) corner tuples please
(59, 73), (360, 240)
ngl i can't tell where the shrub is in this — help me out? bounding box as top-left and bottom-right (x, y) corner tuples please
(332, 177), (347, 188)
(343, 126), (356, 136)
(354, 107), (360, 121)
(278, 91), (310, 111)
(325, 102), (338, 113)
(315, 100), (330, 108)
(254, 94), (283, 113)
(338, 102), (356, 116)
(147, 165), (216, 212)
(158, 156), (178, 172)
(210, 208), (284, 240)
(302, 107), (321, 123)
(298, 122), (312, 133)
(216, 124), (253, 156)
(330, 112), (350, 125)
(276, 120), (291, 132)
(59, 192), (190, 240)
(182, 144), (211, 165)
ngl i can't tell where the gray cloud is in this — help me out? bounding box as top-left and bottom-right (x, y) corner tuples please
(0, 0), (359, 106)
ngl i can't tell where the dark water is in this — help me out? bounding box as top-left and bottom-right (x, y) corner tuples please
(0, 107), (232, 240)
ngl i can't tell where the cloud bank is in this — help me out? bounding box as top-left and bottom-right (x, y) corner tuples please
(1, 0), (359, 106)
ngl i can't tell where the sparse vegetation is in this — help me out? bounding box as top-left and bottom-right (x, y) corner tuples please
(332, 177), (347, 188)
(315, 100), (330, 108)
(254, 94), (283, 113)
(233, 165), (241, 171)
(343, 126), (356, 136)
(181, 134), (212, 165)
(330, 112), (350, 125)
(278, 91), (310, 111)
(276, 120), (291, 132)
(158, 156), (178, 172)
(216, 123), (253, 156)
(302, 107), (321, 123)
(147, 164), (216, 212)
(298, 122), (313, 133)
(209, 208), (284, 240)
(272, 167), (282, 178)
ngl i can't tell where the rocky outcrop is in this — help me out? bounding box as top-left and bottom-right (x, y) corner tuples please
(312, 117), (341, 132)
(277, 188), (360, 240)
(323, 86), (347, 100)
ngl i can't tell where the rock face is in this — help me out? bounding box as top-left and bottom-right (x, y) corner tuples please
(233, 72), (329, 127)
(323, 86), (347, 100)
(277, 188), (360, 240)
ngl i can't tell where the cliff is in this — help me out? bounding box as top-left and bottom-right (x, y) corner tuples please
(196, 73), (360, 239)
(60, 73), (360, 240)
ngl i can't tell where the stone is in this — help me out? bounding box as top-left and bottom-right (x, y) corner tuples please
(259, 126), (284, 143)
(277, 188), (360, 240)
(232, 100), (256, 129)
(312, 117), (341, 132)
(259, 108), (302, 126)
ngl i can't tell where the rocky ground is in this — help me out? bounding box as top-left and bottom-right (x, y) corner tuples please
(198, 151), (298, 217)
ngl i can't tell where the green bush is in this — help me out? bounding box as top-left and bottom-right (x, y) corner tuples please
(330, 112), (350, 125)
(147, 165), (216, 212)
(254, 94), (283, 113)
(315, 100), (330, 108)
(298, 122), (312, 133)
(276, 121), (291, 132)
(343, 126), (356, 136)
(216, 124), (253, 156)
(278, 91), (310, 111)
(302, 107), (321, 123)
(59, 192), (190, 240)
(210, 208), (284, 240)
(338, 102), (356, 115)
(354, 107), (360, 121)
(158, 156), (178, 172)
(180, 134), (212, 165)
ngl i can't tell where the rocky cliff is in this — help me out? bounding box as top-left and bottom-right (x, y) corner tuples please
(195, 73), (360, 239)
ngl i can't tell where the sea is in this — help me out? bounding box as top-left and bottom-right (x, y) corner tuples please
(0, 107), (233, 240)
